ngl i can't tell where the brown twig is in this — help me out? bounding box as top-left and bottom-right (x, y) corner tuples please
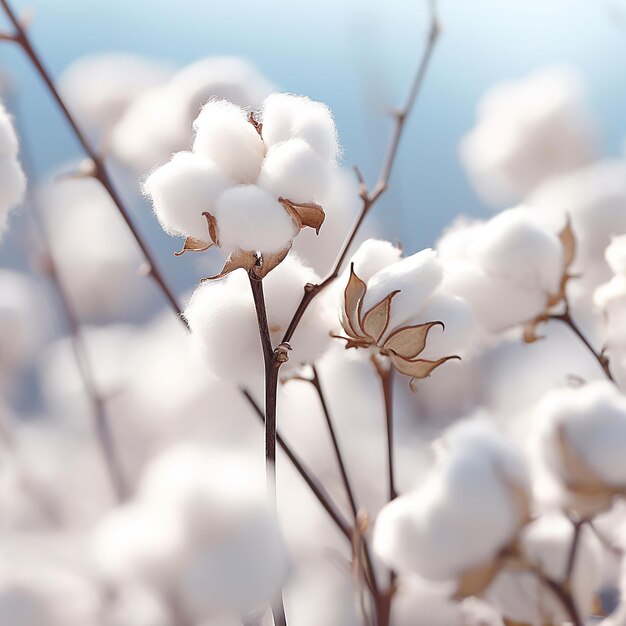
(550, 307), (614, 382)
(280, 7), (440, 346)
(528, 565), (583, 626)
(0, 0), (185, 324)
(564, 517), (585, 583)
(240, 387), (351, 539)
(372, 361), (397, 502)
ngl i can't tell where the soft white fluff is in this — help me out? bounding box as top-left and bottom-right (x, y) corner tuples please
(373, 420), (530, 583)
(143, 151), (232, 241)
(193, 100), (266, 184)
(0, 103), (26, 237)
(349, 238), (403, 283)
(532, 381), (626, 512)
(437, 207), (564, 333)
(92, 444), (288, 618)
(58, 53), (173, 139)
(261, 93), (339, 161)
(460, 67), (596, 205)
(486, 514), (602, 625)
(258, 138), (330, 203)
(213, 185), (298, 255)
(39, 177), (145, 319)
(111, 56), (273, 173)
(184, 256), (336, 382)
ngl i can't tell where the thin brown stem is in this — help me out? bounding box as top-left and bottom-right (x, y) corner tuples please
(0, 0), (185, 324)
(551, 309), (614, 382)
(280, 7), (440, 346)
(374, 364), (397, 502)
(564, 518), (585, 583)
(240, 387), (351, 540)
(529, 566), (583, 626)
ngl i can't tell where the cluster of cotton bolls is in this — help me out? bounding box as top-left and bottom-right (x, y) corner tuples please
(6, 35), (626, 626)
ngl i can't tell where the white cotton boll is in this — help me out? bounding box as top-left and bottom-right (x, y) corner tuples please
(0, 104), (19, 156)
(471, 207), (563, 296)
(0, 154), (26, 235)
(486, 514), (602, 626)
(213, 185), (297, 255)
(193, 100), (265, 184)
(605, 235), (626, 276)
(258, 138), (330, 203)
(407, 292), (475, 361)
(59, 53), (174, 139)
(92, 502), (188, 589)
(111, 56), (273, 174)
(185, 255), (335, 382)
(261, 93), (338, 161)
(39, 177), (146, 319)
(532, 381), (626, 513)
(143, 151), (231, 241)
(460, 67), (596, 205)
(374, 420), (530, 583)
(363, 248), (444, 331)
(349, 238), (403, 283)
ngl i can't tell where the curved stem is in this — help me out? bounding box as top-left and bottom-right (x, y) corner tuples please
(529, 566), (583, 626)
(551, 310), (614, 382)
(280, 7), (440, 346)
(0, 0), (185, 324)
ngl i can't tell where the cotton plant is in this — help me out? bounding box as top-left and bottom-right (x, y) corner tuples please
(144, 92), (338, 278)
(0, 100), (26, 238)
(335, 238), (475, 387)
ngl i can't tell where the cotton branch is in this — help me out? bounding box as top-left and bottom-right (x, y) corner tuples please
(280, 6), (441, 346)
(0, 0), (184, 323)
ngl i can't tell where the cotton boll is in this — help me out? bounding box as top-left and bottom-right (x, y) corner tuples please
(143, 151), (231, 241)
(363, 248), (444, 332)
(0, 104), (19, 156)
(348, 238), (402, 283)
(460, 67), (596, 205)
(92, 502), (188, 589)
(373, 420), (530, 585)
(39, 177), (147, 319)
(111, 56), (272, 174)
(59, 53), (174, 140)
(605, 235), (626, 276)
(471, 207), (563, 296)
(0, 154), (26, 236)
(261, 93), (338, 161)
(213, 185), (297, 255)
(258, 138), (330, 203)
(531, 381), (626, 514)
(486, 514), (602, 626)
(193, 100), (265, 184)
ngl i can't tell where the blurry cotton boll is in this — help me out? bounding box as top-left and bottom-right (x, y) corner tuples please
(93, 444), (288, 621)
(58, 53), (174, 142)
(336, 239), (475, 384)
(0, 101), (26, 238)
(0, 270), (46, 381)
(373, 420), (530, 596)
(0, 548), (101, 626)
(437, 207), (566, 334)
(460, 67), (596, 206)
(184, 256), (336, 383)
(531, 380), (626, 516)
(144, 91), (338, 277)
(112, 57), (273, 174)
(486, 514), (602, 625)
(38, 177), (148, 320)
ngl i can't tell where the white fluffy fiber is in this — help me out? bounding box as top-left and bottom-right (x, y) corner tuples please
(111, 56), (273, 173)
(92, 444), (288, 618)
(437, 207), (564, 333)
(58, 53), (174, 140)
(373, 420), (530, 583)
(184, 255), (336, 382)
(595, 235), (626, 310)
(144, 151), (232, 241)
(486, 514), (602, 625)
(0, 102), (26, 238)
(144, 90), (338, 259)
(532, 381), (626, 507)
(39, 177), (146, 319)
(460, 67), (596, 205)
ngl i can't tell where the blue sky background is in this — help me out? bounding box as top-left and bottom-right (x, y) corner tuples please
(1, 0), (626, 285)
